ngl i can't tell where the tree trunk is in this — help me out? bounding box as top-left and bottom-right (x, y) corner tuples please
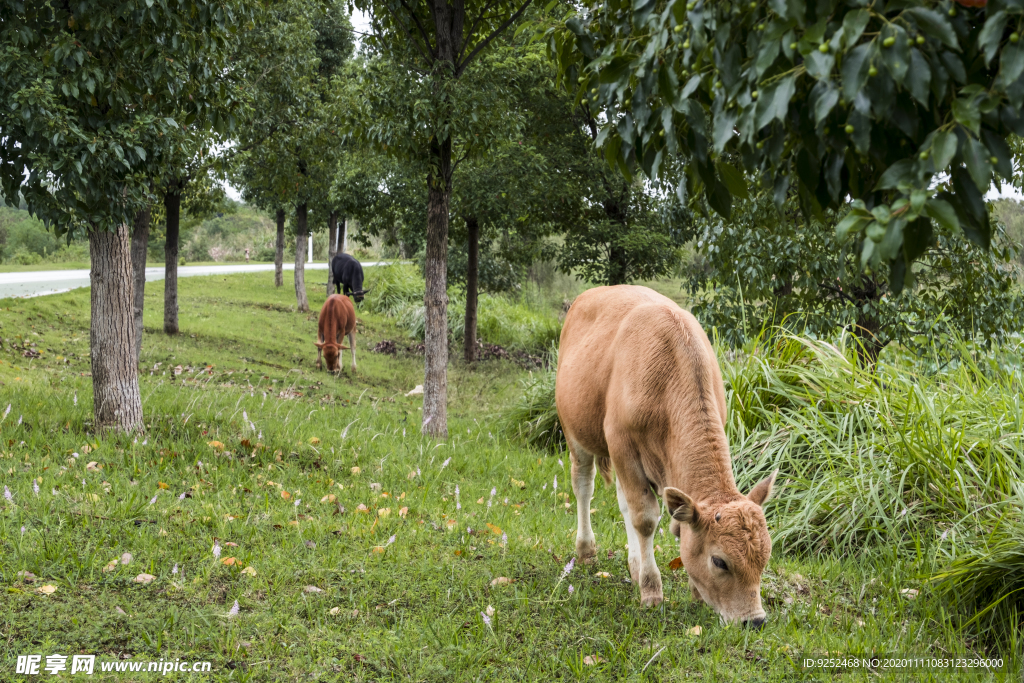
(294, 202), (309, 312)
(326, 210), (338, 297)
(854, 314), (886, 367)
(89, 223), (144, 432)
(163, 188), (181, 334)
(130, 208), (150, 365)
(275, 208), (285, 287)
(339, 216), (347, 254)
(464, 216), (479, 363)
(423, 135), (453, 437)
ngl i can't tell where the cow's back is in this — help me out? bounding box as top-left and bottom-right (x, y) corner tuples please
(555, 285), (728, 488)
(319, 294), (356, 340)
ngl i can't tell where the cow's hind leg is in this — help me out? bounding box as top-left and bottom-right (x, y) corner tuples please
(568, 440), (597, 564)
(614, 461), (663, 606)
(347, 330), (357, 373)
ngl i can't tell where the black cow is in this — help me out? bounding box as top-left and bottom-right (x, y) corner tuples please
(330, 252), (367, 303)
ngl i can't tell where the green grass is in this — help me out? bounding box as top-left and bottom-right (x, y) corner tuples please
(0, 274), (1019, 681)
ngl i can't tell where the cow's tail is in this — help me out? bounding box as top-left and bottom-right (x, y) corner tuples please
(597, 454), (613, 485)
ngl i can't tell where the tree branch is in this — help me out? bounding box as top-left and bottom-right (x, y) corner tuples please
(456, 0), (503, 66)
(391, 0), (436, 64)
(817, 281), (858, 306)
(455, 0), (533, 76)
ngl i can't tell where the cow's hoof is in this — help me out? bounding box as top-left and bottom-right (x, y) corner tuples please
(576, 539), (597, 564)
(641, 592), (664, 607)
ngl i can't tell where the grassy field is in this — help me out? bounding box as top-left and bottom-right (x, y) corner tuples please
(0, 272), (1018, 681)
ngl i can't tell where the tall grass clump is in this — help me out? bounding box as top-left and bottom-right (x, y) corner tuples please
(499, 347), (563, 451)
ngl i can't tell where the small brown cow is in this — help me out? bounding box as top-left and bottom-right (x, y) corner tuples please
(555, 285), (777, 626)
(315, 294), (357, 373)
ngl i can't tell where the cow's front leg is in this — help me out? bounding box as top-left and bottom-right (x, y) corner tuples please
(316, 345), (322, 371)
(616, 468), (663, 606)
(569, 441), (596, 563)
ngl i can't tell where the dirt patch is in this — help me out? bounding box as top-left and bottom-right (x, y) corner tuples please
(370, 340), (398, 355)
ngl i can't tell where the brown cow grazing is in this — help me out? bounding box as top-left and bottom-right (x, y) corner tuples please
(555, 285), (778, 626)
(315, 294), (357, 373)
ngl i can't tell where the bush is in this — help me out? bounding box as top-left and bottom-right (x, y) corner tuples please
(362, 263), (562, 353)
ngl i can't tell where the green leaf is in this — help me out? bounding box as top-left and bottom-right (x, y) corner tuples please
(907, 49), (931, 106)
(811, 81), (839, 125)
(952, 97), (980, 135)
(717, 162), (749, 200)
(997, 44), (1024, 91)
(599, 55), (633, 85)
(835, 212), (868, 241)
(923, 198), (959, 234)
(978, 11), (1007, 67)
(804, 49), (834, 81)
(903, 216), (934, 261)
(931, 131), (957, 170)
(963, 136), (993, 189)
(904, 8), (958, 49)
(712, 109), (737, 153)
(841, 10), (870, 48)
(981, 128), (1014, 180)
(840, 43), (871, 101)
(706, 177), (732, 219)
(755, 74), (797, 130)
(880, 25), (910, 86)
(878, 217), (905, 261)
(875, 159), (914, 190)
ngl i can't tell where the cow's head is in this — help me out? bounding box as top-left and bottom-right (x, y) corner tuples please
(315, 341), (342, 372)
(665, 470), (778, 627)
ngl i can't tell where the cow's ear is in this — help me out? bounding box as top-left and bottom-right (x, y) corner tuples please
(747, 470), (779, 507)
(314, 341), (324, 349)
(665, 487), (701, 525)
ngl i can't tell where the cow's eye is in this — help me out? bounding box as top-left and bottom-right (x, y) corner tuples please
(712, 556), (728, 571)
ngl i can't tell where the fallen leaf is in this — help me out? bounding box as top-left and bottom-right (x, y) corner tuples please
(288, 520), (299, 526)
(901, 588), (919, 600)
(372, 546), (386, 554)
(329, 607), (341, 615)
(378, 508), (391, 518)
(17, 570), (37, 582)
(102, 560), (118, 573)
(305, 540), (316, 549)
(241, 566), (257, 577)
(309, 437), (321, 445)
(173, 365), (183, 375)
(687, 625), (703, 636)
(370, 483), (382, 491)
(583, 656), (603, 666)
(356, 504), (369, 513)
(398, 507), (408, 518)
(281, 490), (291, 500)
(350, 466), (361, 475)
(157, 481), (170, 489)
(86, 461), (100, 472)
(87, 493), (100, 502)
(407, 471), (417, 479)
(596, 572), (611, 578)
(115, 606), (127, 615)
(490, 577), (513, 586)
(37, 584), (57, 595)
(405, 385), (424, 396)
(224, 542), (239, 547)
(668, 557), (684, 571)
(81, 445), (92, 454)
(486, 523), (503, 535)
(476, 497), (484, 505)
(304, 585), (324, 593)
(321, 494), (337, 503)
(485, 604), (495, 616)
(224, 514), (238, 521)
(221, 557), (240, 566)
(134, 573), (155, 584)
(120, 552), (133, 565)
(207, 441), (225, 451)
(510, 477), (525, 489)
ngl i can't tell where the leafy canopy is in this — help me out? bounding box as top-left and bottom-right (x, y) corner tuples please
(0, 0), (251, 234)
(543, 0), (1024, 293)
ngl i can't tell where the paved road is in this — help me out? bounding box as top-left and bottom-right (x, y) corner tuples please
(0, 262), (388, 300)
